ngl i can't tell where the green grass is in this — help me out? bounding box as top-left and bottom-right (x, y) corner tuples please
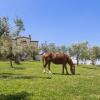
(0, 61), (100, 100)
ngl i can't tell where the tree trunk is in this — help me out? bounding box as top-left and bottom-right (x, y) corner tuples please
(91, 59), (95, 65)
(8, 47), (14, 68)
(76, 55), (79, 66)
(10, 59), (13, 68)
(15, 54), (20, 64)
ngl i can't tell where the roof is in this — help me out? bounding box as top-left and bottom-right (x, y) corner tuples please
(12, 36), (38, 42)
(16, 36), (31, 39)
(31, 41), (39, 42)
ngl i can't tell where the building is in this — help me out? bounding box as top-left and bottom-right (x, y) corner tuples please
(12, 35), (38, 49)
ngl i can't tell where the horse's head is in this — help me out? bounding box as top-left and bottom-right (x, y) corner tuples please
(67, 57), (76, 75)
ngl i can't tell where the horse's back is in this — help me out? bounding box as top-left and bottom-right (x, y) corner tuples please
(51, 52), (67, 64)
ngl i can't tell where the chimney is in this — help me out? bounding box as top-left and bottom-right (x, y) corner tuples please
(29, 35), (31, 41)
(29, 35), (31, 38)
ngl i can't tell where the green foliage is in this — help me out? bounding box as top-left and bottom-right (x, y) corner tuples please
(0, 17), (9, 37)
(0, 16), (25, 60)
(0, 61), (100, 100)
(40, 42), (67, 53)
(92, 46), (100, 59)
(40, 42), (49, 52)
(0, 35), (12, 59)
(48, 43), (57, 52)
(14, 17), (25, 36)
(68, 41), (88, 57)
(60, 45), (67, 53)
(89, 46), (100, 65)
(68, 41), (89, 65)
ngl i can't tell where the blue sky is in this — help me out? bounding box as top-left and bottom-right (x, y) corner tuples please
(0, 0), (100, 46)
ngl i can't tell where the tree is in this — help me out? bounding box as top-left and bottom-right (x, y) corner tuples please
(22, 45), (39, 60)
(14, 17), (25, 37)
(0, 17), (9, 37)
(40, 42), (67, 53)
(13, 45), (23, 64)
(40, 42), (61, 53)
(0, 17), (12, 60)
(40, 41), (49, 53)
(0, 16), (25, 66)
(48, 43), (57, 52)
(89, 46), (100, 65)
(60, 45), (67, 53)
(68, 41), (89, 66)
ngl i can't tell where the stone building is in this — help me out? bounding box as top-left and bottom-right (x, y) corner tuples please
(12, 35), (38, 49)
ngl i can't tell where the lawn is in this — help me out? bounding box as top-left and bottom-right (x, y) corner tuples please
(0, 61), (100, 100)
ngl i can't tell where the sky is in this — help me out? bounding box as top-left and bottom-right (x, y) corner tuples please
(0, 0), (100, 46)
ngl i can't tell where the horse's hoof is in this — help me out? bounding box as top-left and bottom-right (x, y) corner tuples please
(66, 73), (69, 75)
(48, 71), (52, 74)
(43, 69), (46, 73)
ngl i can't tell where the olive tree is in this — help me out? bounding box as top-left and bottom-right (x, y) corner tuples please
(89, 46), (100, 65)
(0, 16), (25, 66)
(68, 41), (89, 66)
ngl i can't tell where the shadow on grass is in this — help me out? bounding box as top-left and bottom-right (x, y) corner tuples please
(96, 65), (100, 67)
(0, 91), (30, 100)
(0, 73), (51, 79)
(82, 66), (100, 70)
(13, 67), (26, 70)
(53, 73), (80, 76)
(8, 65), (26, 70)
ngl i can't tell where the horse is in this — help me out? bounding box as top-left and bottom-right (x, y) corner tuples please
(42, 52), (75, 75)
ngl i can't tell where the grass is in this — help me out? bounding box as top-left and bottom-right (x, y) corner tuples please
(0, 61), (100, 100)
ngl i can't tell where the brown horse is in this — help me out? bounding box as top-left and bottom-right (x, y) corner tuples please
(42, 52), (75, 75)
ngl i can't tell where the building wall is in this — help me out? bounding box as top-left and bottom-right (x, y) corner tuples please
(12, 37), (38, 48)
(16, 37), (31, 46)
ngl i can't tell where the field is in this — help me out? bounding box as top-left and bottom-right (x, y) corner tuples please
(0, 61), (100, 100)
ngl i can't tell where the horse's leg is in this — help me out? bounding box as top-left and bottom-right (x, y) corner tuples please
(62, 64), (64, 75)
(43, 62), (48, 73)
(48, 62), (51, 74)
(64, 64), (69, 75)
